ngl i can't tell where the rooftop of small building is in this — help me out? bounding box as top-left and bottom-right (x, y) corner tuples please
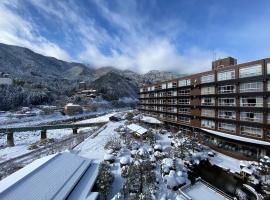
(0, 152), (99, 200)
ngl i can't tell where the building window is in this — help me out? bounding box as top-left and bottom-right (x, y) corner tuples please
(178, 98), (190, 105)
(201, 109), (215, 117)
(201, 86), (215, 95)
(151, 86), (155, 91)
(162, 83), (167, 89)
(167, 99), (177, 105)
(240, 97), (263, 107)
(155, 85), (162, 90)
(179, 79), (191, 87)
(268, 97), (270, 107)
(240, 126), (263, 138)
(218, 122), (236, 133)
(268, 81), (270, 91)
(178, 89), (190, 96)
(201, 97), (215, 106)
(218, 110), (236, 119)
(172, 91), (177, 96)
(240, 112), (263, 123)
(217, 70), (235, 81)
(239, 82), (263, 93)
(178, 107), (190, 114)
(167, 82), (173, 88)
(239, 64), (262, 78)
(167, 107), (177, 113)
(178, 116), (190, 123)
(268, 63), (270, 74)
(268, 113), (270, 124)
(218, 98), (236, 106)
(201, 74), (215, 83)
(217, 85), (236, 94)
(140, 88), (143, 92)
(167, 114), (177, 121)
(201, 119), (215, 129)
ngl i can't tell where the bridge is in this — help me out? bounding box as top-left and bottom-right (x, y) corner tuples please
(0, 122), (107, 147)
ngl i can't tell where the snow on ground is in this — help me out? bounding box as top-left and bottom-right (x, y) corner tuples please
(75, 121), (123, 160)
(209, 151), (242, 173)
(0, 111), (116, 162)
(0, 129), (75, 162)
(75, 112), (115, 124)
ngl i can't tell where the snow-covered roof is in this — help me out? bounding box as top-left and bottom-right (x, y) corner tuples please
(141, 116), (162, 124)
(0, 152), (99, 200)
(201, 128), (270, 146)
(180, 180), (231, 200)
(241, 167), (253, 175)
(127, 124), (147, 135)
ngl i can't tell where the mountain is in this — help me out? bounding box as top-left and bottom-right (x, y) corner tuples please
(0, 43), (184, 110)
(0, 43), (94, 80)
(91, 72), (139, 100)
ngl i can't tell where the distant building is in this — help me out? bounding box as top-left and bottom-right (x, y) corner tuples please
(0, 152), (99, 200)
(79, 81), (87, 90)
(64, 103), (83, 115)
(127, 123), (148, 138)
(0, 72), (12, 85)
(77, 89), (97, 98)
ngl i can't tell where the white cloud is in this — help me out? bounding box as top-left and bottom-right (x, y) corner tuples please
(0, 0), (229, 74)
(0, 0), (71, 61)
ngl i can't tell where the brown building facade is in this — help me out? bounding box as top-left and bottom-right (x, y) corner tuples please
(139, 57), (270, 159)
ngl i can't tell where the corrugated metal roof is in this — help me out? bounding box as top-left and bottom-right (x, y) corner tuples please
(127, 124), (147, 135)
(0, 152), (99, 200)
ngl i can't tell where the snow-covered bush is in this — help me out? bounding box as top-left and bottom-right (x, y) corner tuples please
(104, 154), (115, 163)
(104, 136), (122, 152)
(95, 161), (114, 200)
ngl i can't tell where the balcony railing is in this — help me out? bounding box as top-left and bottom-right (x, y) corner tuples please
(240, 103), (263, 107)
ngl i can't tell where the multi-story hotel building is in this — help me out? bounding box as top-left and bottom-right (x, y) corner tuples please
(139, 57), (270, 159)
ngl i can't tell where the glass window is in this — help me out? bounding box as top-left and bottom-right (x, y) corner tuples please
(240, 112), (263, 123)
(178, 107), (190, 114)
(268, 81), (270, 91)
(217, 85), (236, 94)
(140, 88), (143, 92)
(201, 74), (215, 83)
(201, 109), (215, 117)
(240, 126), (263, 138)
(268, 63), (270, 74)
(162, 83), (167, 89)
(178, 116), (190, 123)
(201, 86), (215, 95)
(239, 82), (263, 93)
(218, 98), (236, 106)
(179, 89), (190, 96)
(201, 97), (215, 106)
(201, 119), (215, 129)
(167, 82), (172, 88)
(239, 64), (262, 78)
(240, 97), (263, 107)
(218, 110), (236, 119)
(218, 122), (236, 133)
(179, 79), (191, 87)
(178, 98), (190, 105)
(217, 70), (235, 81)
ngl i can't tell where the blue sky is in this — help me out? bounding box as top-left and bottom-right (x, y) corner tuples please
(0, 0), (270, 74)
